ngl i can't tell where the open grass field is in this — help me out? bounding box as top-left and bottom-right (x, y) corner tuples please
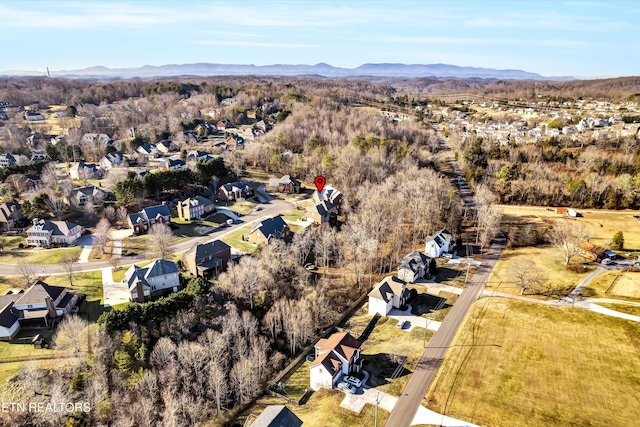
(223, 200), (256, 216)
(0, 246), (83, 265)
(584, 270), (640, 301)
(219, 224), (257, 254)
(425, 298), (640, 427)
(499, 205), (640, 252)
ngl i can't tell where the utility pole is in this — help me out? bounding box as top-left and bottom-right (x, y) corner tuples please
(375, 392), (380, 427)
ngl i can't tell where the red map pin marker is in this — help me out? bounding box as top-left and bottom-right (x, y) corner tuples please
(314, 175), (326, 192)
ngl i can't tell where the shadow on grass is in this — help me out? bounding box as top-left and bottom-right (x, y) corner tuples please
(363, 353), (413, 388)
(410, 294), (449, 317)
(79, 299), (111, 323)
(433, 267), (462, 283)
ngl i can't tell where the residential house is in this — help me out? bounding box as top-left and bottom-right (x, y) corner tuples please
(268, 175), (301, 194)
(162, 158), (187, 170)
(187, 150), (216, 163)
(136, 143), (160, 158)
(124, 260), (181, 303)
(68, 185), (111, 207)
(24, 110), (44, 121)
(69, 162), (103, 180)
(368, 276), (409, 316)
(577, 241), (613, 262)
(216, 119), (233, 131)
(0, 201), (24, 231)
(99, 151), (126, 170)
(255, 120), (271, 133)
(29, 151), (50, 163)
(305, 200), (338, 226)
(182, 240), (231, 278)
(218, 181), (254, 201)
(245, 405), (302, 427)
(312, 184), (343, 214)
(156, 140), (177, 154)
(26, 133), (43, 145)
(177, 196), (215, 221)
(247, 216), (291, 245)
(309, 332), (362, 390)
(26, 219), (82, 246)
(5, 174), (42, 192)
(194, 122), (217, 137)
(424, 229), (454, 258)
(225, 135), (245, 150)
(0, 154), (17, 167)
(127, 204), (171, 233)
(0, 281), (80, 339)
(83, 133), (114, 145)
(397, 251), (431, 283)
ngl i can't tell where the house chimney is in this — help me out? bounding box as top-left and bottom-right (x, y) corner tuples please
(44, 296), (57, 319)
(32, 218), (39, 226)
(135, 281), (146, 303)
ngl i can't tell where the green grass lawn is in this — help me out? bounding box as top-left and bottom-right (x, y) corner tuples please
(220, 224), (257, 254)
(425, 298), (640, 427)
(281, 209), (306, 222)
(0, 330), (67, 383)
(43, 271), (103, 302)
(0, 246), (83, 265)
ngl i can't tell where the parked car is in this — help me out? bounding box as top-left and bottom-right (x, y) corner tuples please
(601, 258), (613, 265)
(305, 263), (317, 271)
(396, 319), (408, 329)
(345, 376), (362, 388)
(337, 382), (356, 394)
(442, 252), (453, 259)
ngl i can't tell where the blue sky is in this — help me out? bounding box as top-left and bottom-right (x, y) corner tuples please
(0, 0), (638, 77)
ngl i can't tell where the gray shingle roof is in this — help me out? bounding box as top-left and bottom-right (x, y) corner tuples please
(15, 281), (66, 306)
(28, 219), (79, 237)
(251, 405), (303, 427)
(0, 302), (19, 328)
(185, 240), (231, 263)
(250, 216), (288, 238)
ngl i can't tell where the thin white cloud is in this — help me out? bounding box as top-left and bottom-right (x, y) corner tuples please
(358, 36), (585, 48)
(464, 11), (633, 32)
(193, 40), (323, 48)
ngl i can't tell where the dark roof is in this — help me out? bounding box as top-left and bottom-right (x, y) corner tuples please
(185, 240), (231, 262)
(167, 158), (186, 168)
(399, 251), (429, 274)
(16, 281), (66, 306)
(251, 405), (302, 427)
(27, 219), (79, 237)
(0, 302), (19, 328)
(250, 216), (288, 239)
(141, 204), (170, 220)
(146, 260), (179, 278)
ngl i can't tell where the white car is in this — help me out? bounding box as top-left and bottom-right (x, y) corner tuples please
(345, 376), (361, 388)
(337, 382), (356, 394)
(396, 319), (408, 329)
(601, 258), (613, 265)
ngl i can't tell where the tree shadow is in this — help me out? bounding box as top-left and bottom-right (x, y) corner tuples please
(362, 353), (412, 388)
(410, 294), (448, 316)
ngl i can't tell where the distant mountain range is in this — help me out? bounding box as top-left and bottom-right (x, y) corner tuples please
(0, 63), (574, 80)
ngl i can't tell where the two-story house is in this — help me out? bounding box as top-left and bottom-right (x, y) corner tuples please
(0, 154), (17, 168)
(309, 332), (362, 390)
(368, 276), (409, 316)
(127, 204), (171, 234)
(177, 196), (215, 221)
(69, 162), (103, 181)
(181, 240), (231, 278)
(218, 181), (254, 201)
(247, 216), (291, 245)
(25, 219), (82, 246)
(125, 260), (181, 302)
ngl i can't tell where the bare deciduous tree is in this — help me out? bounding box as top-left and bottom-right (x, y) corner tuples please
(93, 218), (111, 256)
(550, 222), (589, 266)
(509, 259), (548, 295)
(53, 315), (89, 356)
(16, 260), (36, 287)
(149, 222), (174, 260)
(61, 254), (78, 287)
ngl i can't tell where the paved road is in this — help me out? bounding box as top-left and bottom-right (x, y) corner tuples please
(0, 198), (293, 276)
(385, 232), (506, 427)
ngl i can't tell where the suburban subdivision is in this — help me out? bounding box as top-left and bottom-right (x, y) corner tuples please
(1, 3), (639, 426)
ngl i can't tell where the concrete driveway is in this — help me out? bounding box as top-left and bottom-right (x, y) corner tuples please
(387, 304), (442, 332)
(102, 266), (130, 307)
(76, 234), (95, 263)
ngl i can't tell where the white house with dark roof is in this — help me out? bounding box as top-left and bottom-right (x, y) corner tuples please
(26, 219), (82, 246)
(0, 280), (79, 339)
(309, 332), (362, 390)
(368, 276), (409, 316)
(424, 229), (454, 258)
(127, 204), (171, 233)
(312, 184), (343, 213)
(69, 162), (103, 180)
(397, 251), (431, 283)
(124, 260), (180, 302)
(99, 151), (126, 170)
(0, 154), (17, 167)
